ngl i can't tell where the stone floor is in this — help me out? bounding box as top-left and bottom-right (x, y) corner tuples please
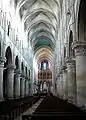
(14, 98), (44, 120)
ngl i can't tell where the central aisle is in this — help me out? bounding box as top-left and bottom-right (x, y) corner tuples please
(22, 95), (86, 120)
(35, 96), (81, 113)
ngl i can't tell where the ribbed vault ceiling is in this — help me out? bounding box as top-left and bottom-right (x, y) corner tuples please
(35, 47), (52, 64)
(14, 0), (61, 65)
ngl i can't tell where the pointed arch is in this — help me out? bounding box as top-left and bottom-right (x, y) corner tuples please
(15, 55), (19, 69)
(21, 62), (24, 72)
(4, 46), (12, 67)
(78, 0), (86, 41)
(69, 31), (75, 58)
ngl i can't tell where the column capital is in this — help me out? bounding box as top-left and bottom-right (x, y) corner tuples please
(72, 41), (86, 56)
(0, 57), (6, 66)
(20, 76), (25, 80)
(66, 58), (76, 71)
(66, 58), (76, 73)
(14, 69), (21, 74)
(66, 58), (75, 64)
(20, 72), (26, 78)
(20, 75), (25, 79)
(25, 76), (28, 80)
(61, 65), (67, 71)
(7, 64), (15, 71)
(25, 78), (29, 81)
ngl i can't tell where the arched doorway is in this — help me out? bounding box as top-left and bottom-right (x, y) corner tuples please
(14, 55), (20, 98)
(78, 0), (86, 42)
(4, 46), (12, 66)
(69, 31), (75, 58)
(15, 55), (19, 70)
(21, 62), (24, 73)
(20, 62), (25, 97)
(3, 46), (12, 99)
(66, 31), (76, 103)
(25, 66), (29, 96)
(74, 0), (86, 106)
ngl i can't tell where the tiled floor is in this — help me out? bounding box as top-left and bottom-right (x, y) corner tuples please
(14, 98), (44, 120)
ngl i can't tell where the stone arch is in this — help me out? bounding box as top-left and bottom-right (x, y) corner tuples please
(69, 30), (75, 58)
(29, 69), (30, 78)
(4, 46), (12, 68)
(20, 62), (25, 97)
(25, 66), (27, 77)
(3, 46), (12, 98)
(64, 46), (66, 59)
(14, 55), (20, 98)
(15, 55), (19, 70)
(21, 62), (24, 72)
(25, 66), (28, 96)
(78, 0), (86, 41)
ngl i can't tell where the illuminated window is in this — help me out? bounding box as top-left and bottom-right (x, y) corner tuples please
(44, 62), (46, 70)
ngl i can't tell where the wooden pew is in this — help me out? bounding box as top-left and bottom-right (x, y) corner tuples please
(0, 96), (40, 120)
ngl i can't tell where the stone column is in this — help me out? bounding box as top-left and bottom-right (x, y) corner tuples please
(25, 79), (29, 96)
(6, 65), (14, 99)
(56, 79), (58, 95)
(0, 57), (5, 101)
(14, 70), (20, 98)
(59, 73), (63, 98)
(20, 76), (25, 97)
(57, 76), (60, 96)
(62, 67), (68, 100)
(66, 59), (76, 103)
(73, 42), (86, 106)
